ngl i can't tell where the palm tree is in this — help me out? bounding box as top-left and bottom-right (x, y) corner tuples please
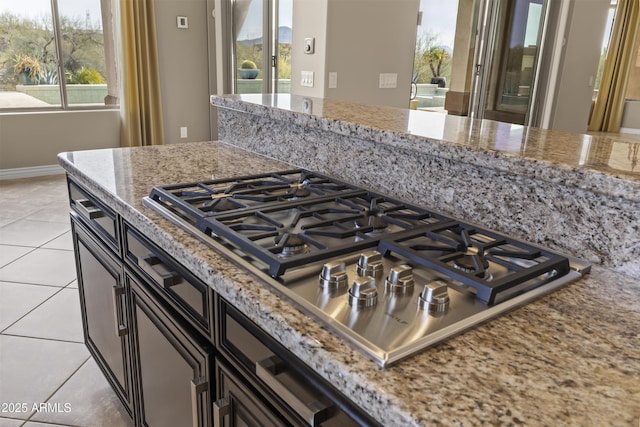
(424, 47), (450, 78)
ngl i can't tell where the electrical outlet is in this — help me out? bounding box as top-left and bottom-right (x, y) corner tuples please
(301, 71), (314, 87)
(379, 73), (398, 89)
(329, 72), (338, 89)
(177, 16), (188, 29)
(302, 98), (313, 113)
(180, 127), (188, 138)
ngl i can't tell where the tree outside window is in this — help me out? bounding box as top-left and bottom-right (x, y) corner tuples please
(0, 0), (118, 110)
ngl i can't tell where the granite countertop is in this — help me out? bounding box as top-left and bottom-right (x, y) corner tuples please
(211, 94), (640, 202)
(59, 141), (640, 426)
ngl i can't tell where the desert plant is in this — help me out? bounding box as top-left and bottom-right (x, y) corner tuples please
(424, 46), (450, 78)
(13, 54), (42, 79)
(67, 66), (105, 84)
(240, 59), (257, 69)
(40, 64), (59, 84)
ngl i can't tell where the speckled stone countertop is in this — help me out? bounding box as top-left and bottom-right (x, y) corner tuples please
(59, 141), (640, 427)
(212, 94), (640, 279)
(211, 94), (640, 201)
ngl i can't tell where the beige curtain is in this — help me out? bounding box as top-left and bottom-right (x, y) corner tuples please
(588, 0), (640, 132)
(119, 0), (164, 147)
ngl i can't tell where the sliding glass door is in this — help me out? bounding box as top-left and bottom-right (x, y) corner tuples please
(215, 0), (291, 95)
(470, 0), (547, 125)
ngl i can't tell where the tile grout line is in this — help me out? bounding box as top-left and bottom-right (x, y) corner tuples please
(21, 355), (92, 427)
(1, 175), (113, 427)
(0, 333), (85, 346)
(0, 286), (66, 335)
(0, 245), (38, 269)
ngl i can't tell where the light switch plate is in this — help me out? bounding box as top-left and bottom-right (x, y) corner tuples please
(301, 71), (314, 87)
(304, 38), (315, 54)
(177, 16), (188, 29)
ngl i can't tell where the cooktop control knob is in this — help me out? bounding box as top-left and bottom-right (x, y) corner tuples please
(356, 251), (384, 278)
(348, 277), (378, 307)
(419, 280), (450, 312)
(319, 261), (348, 290)
(385, 264), (414, 294)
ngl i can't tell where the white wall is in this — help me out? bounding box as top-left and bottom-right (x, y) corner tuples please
(0, 0), (217, 175)
(155, 0), (215, 144)
(545, 0), (610, 133)
(0, 110), (120, 173)
(621, 101), (640, 132)
(292, 0), (419, 108)
(291, 0), (328, 98)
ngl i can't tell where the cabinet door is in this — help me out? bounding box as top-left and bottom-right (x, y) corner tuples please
(72, 215), (134, 415)
(214, 358), (287, 427)
(129, 272), (212, 427)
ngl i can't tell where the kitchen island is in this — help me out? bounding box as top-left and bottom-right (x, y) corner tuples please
(59, 139), (639, 426)
(211, 94), (640, 279)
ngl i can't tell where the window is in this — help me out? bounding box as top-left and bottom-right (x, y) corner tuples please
(220, 0), (292, 95)
(594, 0), (617, 97)
(0, 0), (118, 110)
(412, 0), (459, 111)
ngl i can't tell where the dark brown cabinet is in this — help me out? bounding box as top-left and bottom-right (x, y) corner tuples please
(128, 272), (213, 427)
(217, 299), (376, 427)
(214, 358), (287, 426)
(68, 176), (376, 427)
(71, 210), (134, 418)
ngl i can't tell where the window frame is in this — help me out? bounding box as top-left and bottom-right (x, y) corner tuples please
(0, 0), (119, 113)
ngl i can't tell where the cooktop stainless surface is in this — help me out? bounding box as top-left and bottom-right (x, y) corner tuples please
(143, 169), (590, 366)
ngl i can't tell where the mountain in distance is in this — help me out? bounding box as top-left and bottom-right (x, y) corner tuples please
(239, 26), (292, 46)
(279, 26), (292, 43)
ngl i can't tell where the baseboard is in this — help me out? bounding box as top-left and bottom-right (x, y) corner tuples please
(620, 127), (640, 135)
(0, 164), (65, 180)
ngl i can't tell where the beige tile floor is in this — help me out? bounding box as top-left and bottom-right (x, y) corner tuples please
(0, 175), (133, 427)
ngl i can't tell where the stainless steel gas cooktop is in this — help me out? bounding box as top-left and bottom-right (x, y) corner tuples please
(143, 169), (590, 367)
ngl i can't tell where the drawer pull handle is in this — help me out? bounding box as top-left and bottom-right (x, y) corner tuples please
(76, 199), (105, 220)
(256, 356), (330, 426)
(213, 397), (230, 427)
(111, 285), (128, 337)
(191, 377), (208, 427)
(139, 255), (181, 288)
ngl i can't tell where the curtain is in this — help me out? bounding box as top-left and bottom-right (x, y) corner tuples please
(588, 0), (640, 132)
(119, 0), (164, 147)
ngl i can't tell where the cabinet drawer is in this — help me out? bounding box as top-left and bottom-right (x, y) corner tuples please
(68, 179), (119, 254)
(215, 357), (287, 427)
(123, 222), (214, 342)
(218, 298), (376, 426)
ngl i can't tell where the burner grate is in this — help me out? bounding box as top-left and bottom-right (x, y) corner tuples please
(148, 168), (572, 302)
(377, 223), (571, 304)
(194, 192), (452, 277)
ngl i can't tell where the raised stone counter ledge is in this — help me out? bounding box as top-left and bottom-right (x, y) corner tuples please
(211, 94), (640, 278)
(58, 142), (640, 427)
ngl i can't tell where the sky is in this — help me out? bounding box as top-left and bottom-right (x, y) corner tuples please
(0, 0), (102, 26)
(418, 0), (459, 49)
(238, 0), (459, 50)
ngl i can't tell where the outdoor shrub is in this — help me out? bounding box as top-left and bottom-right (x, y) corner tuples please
(67, 67), (105, 84)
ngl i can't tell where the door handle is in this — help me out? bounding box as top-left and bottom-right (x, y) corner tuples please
(256, 356), (330, 426)
(213, 397), (230, 427)
(76, 198), (105, 220)
(191, 377), (208, 427)
(111, 285), (128, 337)
(139, 255), (181, 288)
